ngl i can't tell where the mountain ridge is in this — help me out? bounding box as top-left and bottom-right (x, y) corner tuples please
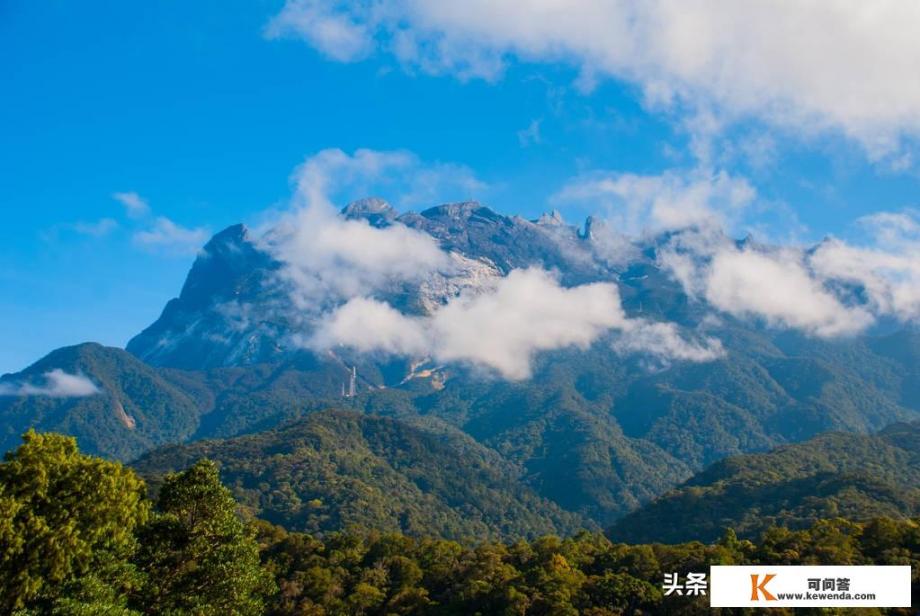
(3, 205), (920, 539)
(133, 408), (591, 541)
(610, 420), (920, 544)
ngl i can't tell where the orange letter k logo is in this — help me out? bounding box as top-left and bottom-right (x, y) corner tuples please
(750, 574), (777, 601)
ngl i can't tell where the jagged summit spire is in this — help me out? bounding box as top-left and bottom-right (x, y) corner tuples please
(535, 210), (565, 226)
(580, 216), (606, 240)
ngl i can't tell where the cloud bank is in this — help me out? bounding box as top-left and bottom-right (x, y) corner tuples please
(268, 0), (920, 157)
(553, 168), (756, 235)
(256, 148), (725, 378)
(549, 160), (920, 339)
(309, 267), (723, 379)
(703, 246), (873, 337)
(263, 148), (455, 308)
(0, 370), (100, 398)
(655, 209), (920, 338)
(810, 211), (920, 324)
(264, 2), (920, 341)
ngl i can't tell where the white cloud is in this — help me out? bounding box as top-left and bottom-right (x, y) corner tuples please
(809, 210), (920, 323)
(113, 192), (151, 218)
(72, 218), (119, 237)
(269, 0), (920, 158)
(517, 118), (542, 147)
(552, 163), (890, 341)
(400, 162), (486, 207)
(856, 209), (920, 248)
(287, 147), (485, 210)
(265, 0), (374, 62)
(652, 214), (920, 338)
(133, 217), (211, 255)
(269, 203), (449, 305)
(311, 267), (722, 379)
(0, 369), (100, 398)
(612, 320), (724, 364)
(261, 148), (724, 377)
(553, 168), (756, 236)
(578, 217), (639, 268)
(112, 192), (210, 256)
(655, 227), (874, 337)
(264, 148), (454, 307)
(310, 296), (429, 355)
(705, 247), (873, 337)
(810, 240), (920, 323)
(429, 268), (624, 378)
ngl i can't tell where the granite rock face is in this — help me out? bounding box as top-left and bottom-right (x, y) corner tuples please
(125, 201), (656, 370)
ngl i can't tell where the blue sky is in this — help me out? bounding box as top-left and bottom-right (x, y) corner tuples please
(3, 0), (920, 373)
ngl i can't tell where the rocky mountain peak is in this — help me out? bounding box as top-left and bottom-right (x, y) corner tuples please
(177, 224), (275, 306)
(124, 199), (681, 369)
(207, 222), (248, 245)
(418, 201), (503, 224)
(341, 198), (397, 227)
(580, 216), (603, 240)
(535, 209), (565, 226)
(126, 223), (286, 369)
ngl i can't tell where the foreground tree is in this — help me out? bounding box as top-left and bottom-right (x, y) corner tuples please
(2, 429), (918, 614)
(0, 430), (149, 614)
(133, 459), (274, 615)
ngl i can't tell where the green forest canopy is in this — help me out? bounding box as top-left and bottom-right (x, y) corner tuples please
(1, 430), (919, 614)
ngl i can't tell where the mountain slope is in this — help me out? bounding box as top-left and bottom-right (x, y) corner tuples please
(119, 208), (920, 468)
(610, 421), (920, 544)
(125, 203), (616, 370)
(348, 336), (919, 524)
(5, 205), (920, 531)
(133, 409), (589, 541)
(126, 224), (291, 369)
(0, 343), (203, 460)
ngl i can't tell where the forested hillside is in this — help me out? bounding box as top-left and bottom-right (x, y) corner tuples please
(0, 343), (203, 460)
(6, 329), (920, 538)
(133, 410), (588, 541)
(612, 421), (920, 544)
(1, 430), (918, 614)
(5, 214), (920, 543)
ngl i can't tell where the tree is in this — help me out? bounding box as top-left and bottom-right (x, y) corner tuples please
(582, 572), (661, 614)
(0, 430), (149, 614)
(133, 459), (275, 615)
